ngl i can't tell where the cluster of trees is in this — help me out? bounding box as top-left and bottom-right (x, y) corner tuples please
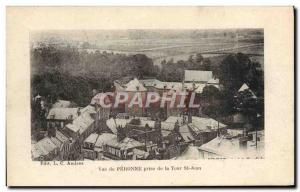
(31, 45), (264, 127)
(31, 46), (160, 107)
(31, 72), (110, 106)
(217, 53), (263, 96)
(31, 45), (159, 80)
(200, 53), (264, 127)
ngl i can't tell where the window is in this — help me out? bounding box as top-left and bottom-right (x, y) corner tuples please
(115, 149), (121, 157)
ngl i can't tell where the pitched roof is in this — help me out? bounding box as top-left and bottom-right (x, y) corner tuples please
(115, 77), (219, 93)
(80, 105), (96, 114)
(114, 81), (126, 91)
(52, 100), (72, 108)
(199, 136), (243, 157)
(32, 137), (58, 159)
(238, 83), (257, 99)
(65, 112), (95, 134)
(165, 116), (180, 124)
(238, 83), (250, 92)
(106, 118), (131, 134)
(31, 144), (44, 159)
(179, 124), (195, 142)
(161, 122), (175, 131)
(133, 148), (149, 159)
(55, 130), (69, 143)
(84, 133), (99, 144)
(200, 133), (265, 158)
(207, 78), (219, 85)
(176, 146), (202, 160)
(94, 133), (116, 149)
(105, 137), (144, 150)
(165, 116), (226, 133)
(49, 137), (63, 148)
(188, 116), (226, 133)
(161, 130), (172, 137)
(139, 79), (163, 87)
(46, 108), (79, 120)
(184, 70), (213, 82)
(124, 78), (147, 92)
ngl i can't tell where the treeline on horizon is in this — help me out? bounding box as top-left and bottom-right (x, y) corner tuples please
(31, 45), (263, 116)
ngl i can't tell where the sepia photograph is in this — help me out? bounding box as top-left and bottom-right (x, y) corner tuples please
(6, 6), (294, 186)
(30, 29), (264, 161)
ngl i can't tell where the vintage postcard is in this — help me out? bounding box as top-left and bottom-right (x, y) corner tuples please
(6, 7), (294, 186)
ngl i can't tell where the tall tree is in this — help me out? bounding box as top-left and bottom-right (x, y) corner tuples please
(218, 53), (251, 92)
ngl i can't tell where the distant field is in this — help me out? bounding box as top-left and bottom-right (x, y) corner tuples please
(83, 36), (264, 68)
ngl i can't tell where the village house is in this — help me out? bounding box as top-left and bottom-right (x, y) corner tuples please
(105, 114), (226, 159)
(112, 70), (221, 118)
(82, 133), (99, 160)
(46, 107), (80, 131)
(184, 70), (218, 84)
(50, 130), (72, 160)
(94, 133), (117, 160)
(229, 83), (259, 132)
(61, 109), (96, 160)
(122, 117), (189, 159)
(198, 130), (264, 159)
(81, 132), (151, 160)
(165, 115), (227, 146)
(124, 118), (160, 145)
(31, 137), (59, 161)
(101, 130), (148, 160)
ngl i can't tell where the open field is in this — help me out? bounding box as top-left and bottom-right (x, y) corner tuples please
(33, 29), (264, 68)
(85, 39), (263, 67)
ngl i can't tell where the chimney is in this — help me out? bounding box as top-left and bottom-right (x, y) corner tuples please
(77, 108), (81, 116)
(154, 119), (161, 132)
(174, 120), (180, 133)
(188, 111), (192, 124)
(182, 115), (187, 124)
(117, 125), (126, 142)
(47, 124), (56, 137)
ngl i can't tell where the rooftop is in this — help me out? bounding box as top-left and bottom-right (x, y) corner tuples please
(105, 136), (144, 150)
(133, 148), (150, 159)
(52, 99), (74, 108)
(65, 112), (95, 134)
(207, 78), (220, 85)
(46, 108), (79, 120)
(106, 118), (131, 134)
(49, 137), (63, 148)
(199, 134), (264, 158)
(179, 124), (195, 142)
(95, 133), (117, 149)
(55, 130), (69, 143)
(125, 78), (147, 92)
(84, 133), (99, 144)
(114, 77), (219, 93)
(238, 83), (257, 99)
(184, 70), (213, 83)
(188, 116), (226, 133)
(32, 137), (58, 159)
